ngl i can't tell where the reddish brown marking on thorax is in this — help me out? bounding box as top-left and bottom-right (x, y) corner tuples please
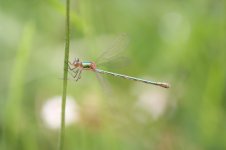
(90, 62), (96, 70)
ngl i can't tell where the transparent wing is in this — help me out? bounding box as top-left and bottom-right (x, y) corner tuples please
(95, 71), (113, 95)
(95, 33), (129, 65)
(97, 56), (131, 69)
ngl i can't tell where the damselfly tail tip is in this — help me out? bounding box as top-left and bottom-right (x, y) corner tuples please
(159, 82), (170, 88)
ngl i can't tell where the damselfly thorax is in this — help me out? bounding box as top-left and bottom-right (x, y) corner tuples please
(69, 58), (96, 70)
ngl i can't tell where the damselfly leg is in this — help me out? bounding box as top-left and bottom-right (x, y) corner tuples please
(68, 60), (82, 81)
(68, 68), (82, 81)
(76, 69), (82, 81)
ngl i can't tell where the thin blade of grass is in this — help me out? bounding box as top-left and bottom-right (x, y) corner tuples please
(59, 0), (70, 149)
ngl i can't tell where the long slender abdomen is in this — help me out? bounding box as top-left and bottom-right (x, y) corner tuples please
(95, 69), (170, 88)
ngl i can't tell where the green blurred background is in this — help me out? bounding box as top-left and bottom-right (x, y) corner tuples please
(0, 0), (225, 149)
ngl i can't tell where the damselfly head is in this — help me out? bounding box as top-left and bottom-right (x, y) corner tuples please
(70, 58), (81, 67)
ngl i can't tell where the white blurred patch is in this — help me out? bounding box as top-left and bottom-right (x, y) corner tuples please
(159, 12), (191, 45)
(136, 89), (168, 120)
(41, 96), (79, 129)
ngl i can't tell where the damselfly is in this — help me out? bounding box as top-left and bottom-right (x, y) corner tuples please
(68, 59), (170, 88)
(68, 35), (170, 88)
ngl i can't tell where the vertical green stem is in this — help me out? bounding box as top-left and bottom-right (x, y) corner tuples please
(59, 0), (70, 149)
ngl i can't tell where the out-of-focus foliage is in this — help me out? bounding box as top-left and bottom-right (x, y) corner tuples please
(0, 0), (225, 150)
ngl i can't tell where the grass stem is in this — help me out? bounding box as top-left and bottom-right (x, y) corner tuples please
(59, 0), (70, 149)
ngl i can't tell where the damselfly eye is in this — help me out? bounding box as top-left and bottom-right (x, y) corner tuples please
(74, 58), (79, 63)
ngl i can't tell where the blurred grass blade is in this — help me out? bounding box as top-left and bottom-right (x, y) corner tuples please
(5, 22), (36, 149)
(47, 0), (84, 32)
